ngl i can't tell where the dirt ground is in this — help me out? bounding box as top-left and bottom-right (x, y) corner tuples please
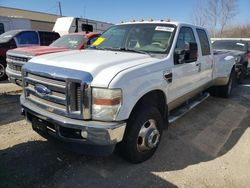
(0, 77), (250, 188)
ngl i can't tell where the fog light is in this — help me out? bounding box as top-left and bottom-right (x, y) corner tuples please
(81, 131), (88, 139)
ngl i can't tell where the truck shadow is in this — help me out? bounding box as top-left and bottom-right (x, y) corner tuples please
(0, 94), (23, 126)
(0, 76), (250, 187)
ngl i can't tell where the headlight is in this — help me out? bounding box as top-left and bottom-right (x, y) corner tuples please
(92, 88), (122, 121)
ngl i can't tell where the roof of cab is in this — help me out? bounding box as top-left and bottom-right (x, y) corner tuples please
(117, 20), (206, 30)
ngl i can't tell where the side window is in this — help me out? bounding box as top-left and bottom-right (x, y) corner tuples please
(175, 27), (197, 64)
(196, 29), (211, 56)
(39, 32), (60, 46)
(81, 24), (93, 32)
(0, 23), (4, 35)
(176, 27), (196, 49)
(16, 31), (39, 45)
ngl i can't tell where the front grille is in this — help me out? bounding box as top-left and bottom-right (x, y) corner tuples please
(6, 55), (31, 74)
(8, 62), (22, 72)
(7, 55), (29, 63)
(24, 72), (86, 119)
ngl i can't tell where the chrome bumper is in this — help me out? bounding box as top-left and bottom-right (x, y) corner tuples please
(20, 95), (126, 146)
(6, 66), (22, 86)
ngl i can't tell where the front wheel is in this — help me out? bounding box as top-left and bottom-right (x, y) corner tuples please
(0, 62), (7, 81)
(218, 69), (235, 98)
(118, 106), (163, 163)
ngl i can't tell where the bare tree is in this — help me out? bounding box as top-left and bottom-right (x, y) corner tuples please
(219, 0), (238, 36)
(206, 0), (220, 37)
(192, 0), (208, 27)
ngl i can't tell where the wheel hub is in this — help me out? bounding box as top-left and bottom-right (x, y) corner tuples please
(137, 119), (160, 152)
(145, 129), (160, 149)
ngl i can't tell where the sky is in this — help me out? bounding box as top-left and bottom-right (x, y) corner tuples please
(0, 0), (249, 25)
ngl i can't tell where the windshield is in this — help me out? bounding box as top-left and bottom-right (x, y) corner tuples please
(50, 34), (85, 49)
(0, 30), (20, 43)
(212, 40), (246, 52)
(92, 23), (176, 54)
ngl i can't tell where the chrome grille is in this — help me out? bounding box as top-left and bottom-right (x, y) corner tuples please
(8, 62), (22, 72)
(6, 55), (31, 74)
(24, 72), (85, 119)
(7, 55), (29, 63)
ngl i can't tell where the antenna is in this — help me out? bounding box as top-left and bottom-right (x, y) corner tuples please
(58, 1), (62, 16)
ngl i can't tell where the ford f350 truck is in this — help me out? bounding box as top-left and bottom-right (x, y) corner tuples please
(20, 21), (235, 163)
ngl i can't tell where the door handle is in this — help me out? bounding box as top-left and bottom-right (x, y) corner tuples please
(163, 72), (173, 83)
(195, 62), (201, 66)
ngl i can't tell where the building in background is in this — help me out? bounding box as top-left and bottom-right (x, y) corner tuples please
(0, 6), (62, 32)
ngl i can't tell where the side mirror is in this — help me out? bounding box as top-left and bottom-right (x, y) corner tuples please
(174, 49), (186, 64)
(174, 42), (198, 64)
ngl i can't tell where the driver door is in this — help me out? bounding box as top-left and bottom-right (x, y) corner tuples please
(167, 26), (201, 104)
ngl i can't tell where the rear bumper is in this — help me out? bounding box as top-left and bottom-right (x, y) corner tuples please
(21, 95), (126, 155)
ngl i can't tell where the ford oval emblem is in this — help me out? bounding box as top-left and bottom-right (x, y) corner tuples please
(34, 84), (51, 96)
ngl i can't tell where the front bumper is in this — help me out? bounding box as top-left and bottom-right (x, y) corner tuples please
(6, 66), (22, 86)
(21, 95), (126, 149)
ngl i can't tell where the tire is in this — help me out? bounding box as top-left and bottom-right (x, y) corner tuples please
(118, 106), (163, 163)
(0, 61), (7, 81)
(238, 64), (247, 84)
(218, 69), (235, 98)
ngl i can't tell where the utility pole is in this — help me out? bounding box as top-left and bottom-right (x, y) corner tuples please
(58, 1), (62, 16)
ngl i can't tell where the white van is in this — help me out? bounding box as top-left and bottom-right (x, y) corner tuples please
(53, 17), (113, 36)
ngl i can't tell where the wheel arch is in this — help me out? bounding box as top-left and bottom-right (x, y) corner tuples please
(128, 89), (168, 127)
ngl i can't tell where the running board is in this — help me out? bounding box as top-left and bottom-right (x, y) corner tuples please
(168, 92), (210, 124)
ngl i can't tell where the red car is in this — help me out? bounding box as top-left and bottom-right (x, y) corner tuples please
(6, 32), (100, 85)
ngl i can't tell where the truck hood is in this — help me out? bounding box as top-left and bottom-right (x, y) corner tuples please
(9, 46), (69, 57)
(30, 49), (158, 87)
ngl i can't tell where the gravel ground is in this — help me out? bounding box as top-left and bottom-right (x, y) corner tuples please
(0, 80), (22, 94)
(0, 77), (250, 188)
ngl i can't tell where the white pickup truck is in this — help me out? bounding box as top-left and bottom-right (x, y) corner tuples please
(20, 21), (235, 163)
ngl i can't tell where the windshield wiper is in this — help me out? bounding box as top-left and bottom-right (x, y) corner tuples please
(119, 48), (151, 56)
(89, 46), (152, 56)
(89, 46), (106, 50)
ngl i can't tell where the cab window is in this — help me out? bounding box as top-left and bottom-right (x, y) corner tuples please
(15, 31), (39, 45)
(174, 27), (197, 64)
(0, 23), (4, 35)
(176, 27), (196, 49)
(196, 29), (211, 56)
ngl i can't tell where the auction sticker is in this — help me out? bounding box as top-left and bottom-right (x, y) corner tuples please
(155, 26), (174, 32)
(92, 37), (106, 46)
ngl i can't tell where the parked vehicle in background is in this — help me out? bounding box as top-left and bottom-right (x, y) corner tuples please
(0, 16), (31, 35)
(212, 38), (250, 83)
(53, 17), (113, 36)
(0, 29), (60, 80)
(21, 21), (236, 163)
(6, 32), (100, 85)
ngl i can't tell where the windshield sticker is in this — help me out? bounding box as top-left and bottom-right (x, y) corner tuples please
(92, 37), (105, 46)
(69, 41), (78, 44)
(155, 26), (174, 32)
(236, 43), (245, 46)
